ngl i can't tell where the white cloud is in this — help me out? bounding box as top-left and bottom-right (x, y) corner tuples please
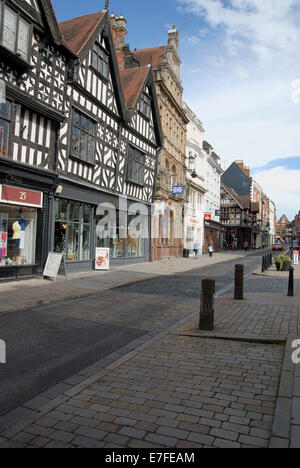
(178, 0), (300, 62)
(254, 167), (300, 219)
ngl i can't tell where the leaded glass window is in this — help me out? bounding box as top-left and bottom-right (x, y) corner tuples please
(0, 2), (30, 61)
(0, 101), (11, 157)
(92, 43), (109, 79)
(71, 110), (96, 164)
(127, 145), (145, 186)
(138, 93), (151, 119)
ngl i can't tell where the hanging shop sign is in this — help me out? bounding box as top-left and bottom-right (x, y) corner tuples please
(0, 185), (43, 208)
(95, 248), (110, 270)
(204, 213), (212, 221)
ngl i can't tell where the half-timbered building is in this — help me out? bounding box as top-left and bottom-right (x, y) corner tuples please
(55, 10), (162, 271)
(0, 0), (75, 279)
(220, 183), (259, 249)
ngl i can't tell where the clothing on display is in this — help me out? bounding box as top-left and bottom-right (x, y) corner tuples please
(0, 204), (37, 267)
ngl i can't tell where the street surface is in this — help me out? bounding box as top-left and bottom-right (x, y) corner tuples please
(0, 251), (299, 449)
(0, 253), (271, 416)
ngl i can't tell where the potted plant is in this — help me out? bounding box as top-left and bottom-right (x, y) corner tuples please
(274, 254), (292, 271)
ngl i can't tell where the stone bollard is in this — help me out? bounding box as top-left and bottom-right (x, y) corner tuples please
(199, 279), (215, 331)
(288, 266), (294, 297)
(234, 264), (244, 300)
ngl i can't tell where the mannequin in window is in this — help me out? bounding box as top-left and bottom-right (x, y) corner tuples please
(17, 209), (26, 251)
(12, 218), (21, 263)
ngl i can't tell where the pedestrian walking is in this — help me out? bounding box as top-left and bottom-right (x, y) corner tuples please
(208, 242), (214, 257)
(223, 239), (228, 251)
(194, 241), (200, 259)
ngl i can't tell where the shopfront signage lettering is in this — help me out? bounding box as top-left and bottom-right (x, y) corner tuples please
(0, 185), (43, 208)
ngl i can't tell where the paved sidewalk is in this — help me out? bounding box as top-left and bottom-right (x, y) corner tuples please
(0, 252), (247, 315)
(0, 260), (299, 448)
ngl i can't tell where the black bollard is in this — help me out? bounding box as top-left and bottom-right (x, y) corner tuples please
(288, 266), (294, 297)
(265, 254), (269, 270)
(199, 279), (215, 331)
(261, 255), (266, 273)
(234, 264), (244, 300)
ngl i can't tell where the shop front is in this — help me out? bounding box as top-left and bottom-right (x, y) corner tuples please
(204, 219), (223, 252)
(53, 180), (151, 273)
(0, 163), (56, 280)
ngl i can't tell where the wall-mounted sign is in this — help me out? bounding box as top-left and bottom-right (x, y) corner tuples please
(95, 248), (110, 270)
(0, 185), (43, 208)
(215, 210), (221, 217)
(171, 185), (184, 195)
(204, 213), (212, 221)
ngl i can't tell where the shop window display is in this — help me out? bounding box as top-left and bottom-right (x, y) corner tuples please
(0, 204), (37, 267)
(96, 210), (147, 258)
(54, 199), (92, 262)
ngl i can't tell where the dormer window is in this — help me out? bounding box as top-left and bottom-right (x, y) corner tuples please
(92, 42), (109, 79)
(138, 92), (151, 119)
(0, 2), (30, 62)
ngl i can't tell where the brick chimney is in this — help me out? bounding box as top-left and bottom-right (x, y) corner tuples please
(235, 160), (245, 173)
(110, 14), (127, 70)
(244, 166), (250, 178)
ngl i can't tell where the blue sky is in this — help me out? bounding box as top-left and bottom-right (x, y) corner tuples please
(52, 0), (300, 220)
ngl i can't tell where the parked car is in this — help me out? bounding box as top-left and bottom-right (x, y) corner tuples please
(272, 242), (282, 251)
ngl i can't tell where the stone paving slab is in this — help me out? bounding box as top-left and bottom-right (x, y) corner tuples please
(176, 294), (300, 339)
(0, 331), (284, 448)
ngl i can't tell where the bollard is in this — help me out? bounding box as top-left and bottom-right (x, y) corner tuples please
(261, 255), (265, 273)
(265, 254), (269, 270)
(288, 266), (294, 297)
(199, 279), (215, 331)
(234, 264), (244, 300)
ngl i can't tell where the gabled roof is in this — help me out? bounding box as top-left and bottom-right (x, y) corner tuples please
(132, 46), (166, 69)
(222, 183), (245, 210)
(59, 11), (106, 54)
(119, 66), (163, 147)
(120, 66), (150, 110)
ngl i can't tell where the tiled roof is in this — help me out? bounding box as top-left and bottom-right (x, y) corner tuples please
(119, 67), (150, 110)
(59, 12), (106, 54)
(132, 46), (166, 69)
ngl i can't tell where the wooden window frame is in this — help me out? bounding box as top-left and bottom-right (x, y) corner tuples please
(70, 108), (96, 166)
(127, 144), (146, 187)
(91, 42), (109, 81)
(0, 100), (11, 158)
(138, 92), (151, 120)
(0, 0), (32, 63)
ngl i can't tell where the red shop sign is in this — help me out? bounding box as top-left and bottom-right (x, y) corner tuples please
(0, 185), (43, 208)
(204, 213), (212, 221)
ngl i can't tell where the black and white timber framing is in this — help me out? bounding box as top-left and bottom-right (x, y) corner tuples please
(0, 0), (162, 277)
